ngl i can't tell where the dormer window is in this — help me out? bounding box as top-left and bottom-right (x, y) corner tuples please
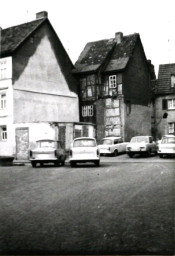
(171, 75), (175, 88)
(109, 75), (117, 88)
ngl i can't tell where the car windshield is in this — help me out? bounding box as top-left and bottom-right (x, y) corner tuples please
(73, 139), (96, 147)
(37, 141), (56, 148)
(162, 137), (175, 144)
(130, 136), (148, 143)
(102, 139), (113, 145)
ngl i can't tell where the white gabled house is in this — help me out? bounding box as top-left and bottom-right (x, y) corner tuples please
(0, 11), (94, 159)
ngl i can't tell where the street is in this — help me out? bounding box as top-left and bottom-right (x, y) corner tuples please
(0, 154), (175, 255)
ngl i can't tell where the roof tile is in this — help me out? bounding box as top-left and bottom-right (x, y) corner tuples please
(0, 18), (46, 57)
(74, 33), (139, 73)
(156, 63), (175, 95)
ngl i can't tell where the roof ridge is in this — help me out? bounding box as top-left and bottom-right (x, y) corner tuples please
(86, 32), (138, 45)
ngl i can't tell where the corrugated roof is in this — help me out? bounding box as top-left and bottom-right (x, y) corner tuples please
(156, 63), (175, 95)
(0, 18), (46, 57)
(74, 33), (139, 73)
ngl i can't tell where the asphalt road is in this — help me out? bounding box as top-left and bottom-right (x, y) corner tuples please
(0, 156), (175, 255)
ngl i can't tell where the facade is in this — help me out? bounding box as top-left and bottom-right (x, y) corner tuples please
(154, 63), (175, 139)
(73, 32), (155, 142)
(0, 11), (94, 159)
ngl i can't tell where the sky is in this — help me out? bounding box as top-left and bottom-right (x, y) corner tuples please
(0, 0), (175, 76)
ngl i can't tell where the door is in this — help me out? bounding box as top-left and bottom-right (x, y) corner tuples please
(16, 128), (29, 160)
(59, 126), (66, 150)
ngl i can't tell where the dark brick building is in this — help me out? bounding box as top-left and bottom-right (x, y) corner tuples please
(73, 32), (155, 142)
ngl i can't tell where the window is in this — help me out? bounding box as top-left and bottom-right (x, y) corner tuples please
(168, 99), (175, 109)
(102, 139), (112, 145)
(0, 94), (6, 109)
(171, 75), (175, 88)
(73, 139), (96, 147)
(82, 105), (93, 117)
(87, 86), (93, 97)
(168, 123), (175, 134)
(0, 60), (7, 80)
(162, 99), (175, 110)
(0, 126), (7, 141)
(109, 75), (117, 88)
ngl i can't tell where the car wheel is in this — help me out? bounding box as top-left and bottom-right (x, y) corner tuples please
(95, 160), (100, 167)
(154, 151), (158, 156)
(114, 150), (118, 157)
(31, 162), (36, 168)
(147, 149), (152, 157)
(159, 154), (163, 158)
(60, 161), (65, 166)
(55, 161), (60, 167)
(70, 161), (76, 167)
(128, 153), (133, 158)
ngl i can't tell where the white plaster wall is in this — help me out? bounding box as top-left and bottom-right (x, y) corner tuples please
(0, 57), (13, 156)
(14, 90), (79, 123)
(13, 35), (76, 97)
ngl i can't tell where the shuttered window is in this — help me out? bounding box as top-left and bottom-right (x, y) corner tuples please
(162, 99), (167, 110)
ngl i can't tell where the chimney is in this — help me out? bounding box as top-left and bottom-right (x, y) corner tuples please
(115, 32), (123, 44)
(36, 11), (48, 20)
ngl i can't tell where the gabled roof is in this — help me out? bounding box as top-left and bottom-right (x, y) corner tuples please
(156, 63), (175, 95)
(0, 18), (46, 57)
(73, 33), (139, 74)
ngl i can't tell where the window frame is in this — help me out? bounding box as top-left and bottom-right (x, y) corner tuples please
(109, 75), (117, 89)
(168, 99), (175, 110)
(0, 60), (7, 80)
(0, 93), (7, 110)
(82, 105), (93, 117)
(171, 75), (175, 88)
(0, 126), (7, 141)
(168, 123), (175, 134)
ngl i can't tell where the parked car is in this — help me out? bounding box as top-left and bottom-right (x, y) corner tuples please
(30, 139), (66, 167)
(98, 136), (128, 156)
(157, 135), (175, 158)
(69, 137), (100, 167)
(126, 136), (157, 157)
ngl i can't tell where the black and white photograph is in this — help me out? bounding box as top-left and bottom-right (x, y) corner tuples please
(0, 0), (175, 255)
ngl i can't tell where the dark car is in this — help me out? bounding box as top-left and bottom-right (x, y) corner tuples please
(30, 139), (66, 167)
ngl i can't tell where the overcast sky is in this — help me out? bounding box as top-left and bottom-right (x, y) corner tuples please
(0, 0), (175, 76)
